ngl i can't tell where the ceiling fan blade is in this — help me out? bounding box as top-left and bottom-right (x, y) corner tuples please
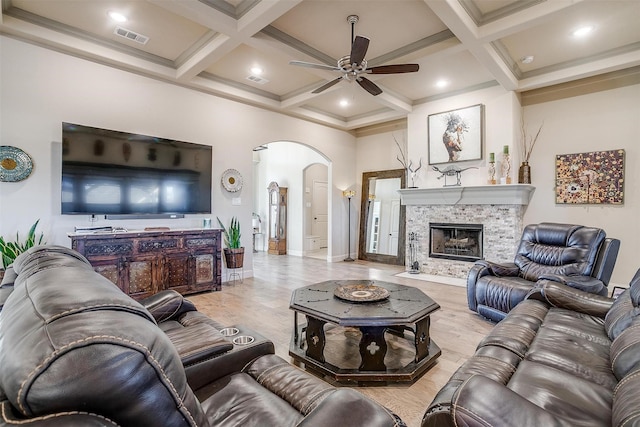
(367, 64), (419, 74)
(350, 35), (369, 66)
(357, 77), (382, 96)
(312, 77), (343, 94)
(289, 60), (340, 72)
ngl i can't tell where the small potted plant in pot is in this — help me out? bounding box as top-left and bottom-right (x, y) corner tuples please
(217, 216), (244, 269)
(0, 219), (45, 279)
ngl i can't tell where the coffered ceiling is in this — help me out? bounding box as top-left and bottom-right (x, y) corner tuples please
(2, 0), (639, 131)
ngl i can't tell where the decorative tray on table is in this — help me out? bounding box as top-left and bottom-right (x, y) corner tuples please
(333, 281), (390, 303)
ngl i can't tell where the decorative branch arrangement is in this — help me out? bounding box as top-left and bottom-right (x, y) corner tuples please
(394, 133), (422, 187)
(520, 116), (543, 162)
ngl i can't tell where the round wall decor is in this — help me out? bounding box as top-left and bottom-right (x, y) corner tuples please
(0, 146), (34, 182)
(221, 168), (243, 192)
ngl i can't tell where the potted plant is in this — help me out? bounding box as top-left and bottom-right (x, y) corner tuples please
(217, 216), (244, 269)
(0, 219), (45, 279)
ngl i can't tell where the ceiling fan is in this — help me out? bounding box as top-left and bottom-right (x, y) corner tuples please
(289, 15), (419, 96)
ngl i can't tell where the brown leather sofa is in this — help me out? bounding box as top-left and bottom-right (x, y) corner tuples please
(422, 268), (640, 427)
(0, 245), (404, 427)
(467, 222), (619, 322)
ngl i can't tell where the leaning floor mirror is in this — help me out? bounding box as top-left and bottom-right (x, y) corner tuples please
(358, 169), (406, 265)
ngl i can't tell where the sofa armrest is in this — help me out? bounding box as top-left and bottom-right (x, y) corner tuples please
(298, 389), (403, 427)
(451, 375), (574, 427)
(1, 267), (17, 286)
(138, 289), (196, 323)
(189, 326), (275, 392)
(526, 280), (613, 318)
(0, 401), (122, 426)
(538, 273), (607, 296)
(475, 260), (520, 277)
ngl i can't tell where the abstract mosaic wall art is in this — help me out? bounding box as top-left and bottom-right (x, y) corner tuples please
(555, 149), (624, 204)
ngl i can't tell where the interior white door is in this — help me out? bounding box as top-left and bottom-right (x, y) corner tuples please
(389, 199), (400, 256)
(312, 180), (328, 248)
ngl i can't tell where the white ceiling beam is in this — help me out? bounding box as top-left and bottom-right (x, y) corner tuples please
(426, 0), (519, 90)
(281, 81), (343, 109)
(154, 0), (301, 82)
(345, 110), (409, 130)
(287, 107), (348, 129)
(476, 0), (584, 42)
(237, 0), (303, 35)
(518, 48), (640, 91)
(147, 0), (238, 34)
(372, 87), (413, 113)
(175, 33), (236, 80)
(190, 74), (282, 109)
(0, 15), (177, 79)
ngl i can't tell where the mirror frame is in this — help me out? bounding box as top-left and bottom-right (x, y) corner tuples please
(358, 169), (406, 265)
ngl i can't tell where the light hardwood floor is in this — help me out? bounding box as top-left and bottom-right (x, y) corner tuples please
(190, 252), (495, 427)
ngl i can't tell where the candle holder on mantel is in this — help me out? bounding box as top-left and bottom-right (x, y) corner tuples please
(501, 146), (512, 184)
(488, 152), (496, 184)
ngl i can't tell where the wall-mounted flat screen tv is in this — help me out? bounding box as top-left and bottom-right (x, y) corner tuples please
(61, 122), (212, 218)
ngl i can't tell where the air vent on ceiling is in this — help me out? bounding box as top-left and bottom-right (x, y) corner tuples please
(246, 75), (269, 85)
(114, 26), (149, 45)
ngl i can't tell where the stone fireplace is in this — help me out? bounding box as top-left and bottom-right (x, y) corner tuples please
(399, 185), (535, 280)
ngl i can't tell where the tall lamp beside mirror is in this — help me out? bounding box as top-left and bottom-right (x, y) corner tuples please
(343, 190), (356, 262)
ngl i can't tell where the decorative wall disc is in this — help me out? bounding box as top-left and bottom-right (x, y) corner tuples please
(0, 146), (33, 182)
(221, 168), (243, 192)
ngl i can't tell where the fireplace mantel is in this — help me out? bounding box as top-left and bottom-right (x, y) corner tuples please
(398, 184), (535, 206)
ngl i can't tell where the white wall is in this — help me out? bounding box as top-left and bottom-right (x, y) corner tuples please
(0, 36), (356, 276)
(522, 84), (640, 284)
(408, 85), (520, 188)
(355, 82), (639, 285)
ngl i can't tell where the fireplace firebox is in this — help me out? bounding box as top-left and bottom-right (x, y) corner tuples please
(429, 223), (483, 262)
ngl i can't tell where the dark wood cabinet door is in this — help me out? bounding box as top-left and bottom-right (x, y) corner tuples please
(125, 256), (156, 298)
(161, 253), (191, 295)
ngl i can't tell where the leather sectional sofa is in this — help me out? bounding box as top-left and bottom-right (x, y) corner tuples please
(0, 245), (404, 427)
(422, 269), (640, 427)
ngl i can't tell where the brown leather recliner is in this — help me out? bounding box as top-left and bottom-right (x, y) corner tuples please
(0, 246), (404, 427)
(467, 222), (619, 322)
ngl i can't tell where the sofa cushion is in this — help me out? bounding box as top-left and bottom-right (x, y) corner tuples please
(612, 370), (640, 426)
(605, 269), (640, 341)
(610, 324), (640, 381)
(525, 308), (616, 389)
(200, 372), (306, 427)
(515, 223), (605, 282)
(507, 360), (612, 426)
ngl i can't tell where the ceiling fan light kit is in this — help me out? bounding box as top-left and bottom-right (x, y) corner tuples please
(290, 14), (419, 96)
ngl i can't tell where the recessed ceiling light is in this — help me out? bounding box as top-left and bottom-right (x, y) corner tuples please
(108, 11), (127, 23)
(435, 79), (448, 88)
(250, 67), (263, 75)
(572, 25), (595, 38)
(520, 55), (534, 64)
(339, 99), (349, 107)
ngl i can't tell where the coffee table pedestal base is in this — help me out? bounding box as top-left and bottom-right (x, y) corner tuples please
(289, 322), (441, 384)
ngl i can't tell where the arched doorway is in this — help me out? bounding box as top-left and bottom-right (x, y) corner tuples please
(252, 141), (331, 260)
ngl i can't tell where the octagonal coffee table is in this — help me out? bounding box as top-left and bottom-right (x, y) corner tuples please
(289, 280), (441, 384)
